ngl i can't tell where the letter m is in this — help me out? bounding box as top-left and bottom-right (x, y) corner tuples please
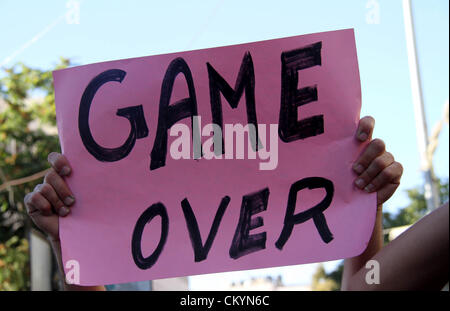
(207, 52), (259, 153)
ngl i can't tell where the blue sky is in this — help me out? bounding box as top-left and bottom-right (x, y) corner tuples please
(1, 0), (448, 288)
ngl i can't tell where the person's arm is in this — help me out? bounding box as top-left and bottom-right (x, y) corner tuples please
(341, 117), (448, 290)
(24, 152), (106, 291)
(341, 116), (403, 290)
(50, 239), (106, 291)
(342, 203), (449, 290)
(341, 204), (383, 290)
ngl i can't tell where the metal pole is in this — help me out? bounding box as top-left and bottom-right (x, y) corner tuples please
(30, 229), (52, 291)
(402, 0), (440, 211)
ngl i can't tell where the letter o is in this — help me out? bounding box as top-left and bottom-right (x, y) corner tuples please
(131, 203), (169, 270)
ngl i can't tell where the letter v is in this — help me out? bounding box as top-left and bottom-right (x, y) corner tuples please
(181, 196), (231, 262)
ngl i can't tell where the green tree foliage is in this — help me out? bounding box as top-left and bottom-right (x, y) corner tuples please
(0, 59), (70, 290)
(0, 236), (29, 290)
(311, 263), (340, 291)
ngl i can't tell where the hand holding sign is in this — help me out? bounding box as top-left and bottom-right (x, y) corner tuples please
(25, 119), (402, 285)
(25, 29), (404, 286)
(352, 117), (402, 205)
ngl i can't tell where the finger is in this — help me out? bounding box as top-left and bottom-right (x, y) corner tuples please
(356, 116), (375, 142)
(24, 193), (37, 214)
(24, 192), (59, 239)
(362, 161), (403, 193)
(24, 190), (53, 216)
(35, 183), (70, 217)
(355, 152), (395, 190)
(353, 138), (386, 174)
(44, 169), (75, 207)
(48, 152), (71, 176)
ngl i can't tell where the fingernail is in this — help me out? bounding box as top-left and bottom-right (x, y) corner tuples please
(60, 166), (71, 176)
(365, 184), (375, 192)
(59, 206), (70, 217)
(64, 196), (75, 206)
(355, 178), (365, 188)
(358, 132), (368, 141)
(353, 164), (364, 174)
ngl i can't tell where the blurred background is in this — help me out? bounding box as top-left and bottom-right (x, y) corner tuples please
(0, 0), (448, 291)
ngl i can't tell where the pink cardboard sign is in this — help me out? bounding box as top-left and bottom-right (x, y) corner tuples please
(53, 29), (376, 286)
